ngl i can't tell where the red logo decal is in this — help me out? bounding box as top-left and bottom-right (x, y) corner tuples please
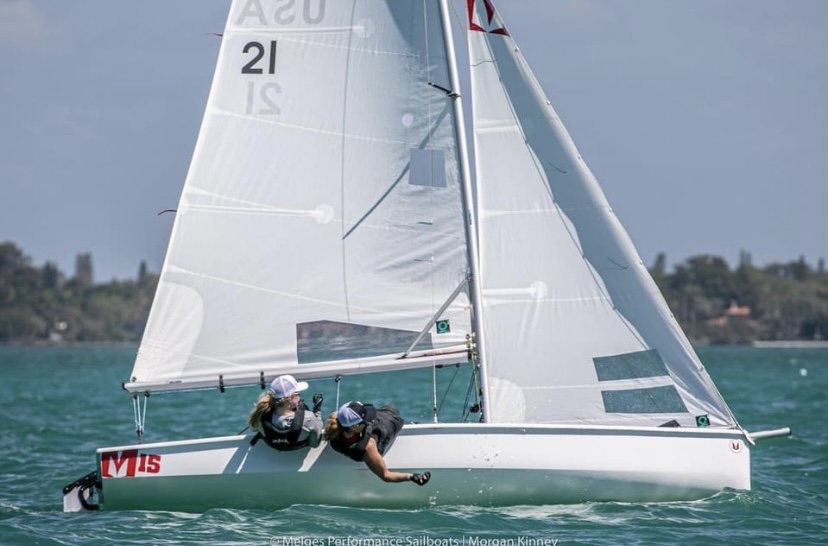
(730, 440), (742, 453)
(101, 449), (162, 478)
(468, 0), (509, 35)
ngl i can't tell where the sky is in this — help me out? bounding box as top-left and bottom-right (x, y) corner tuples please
(1, 0), (826, 282)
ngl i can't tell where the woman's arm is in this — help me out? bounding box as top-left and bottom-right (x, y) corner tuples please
(303, 412), (324, 448)
(362, 438), (413, 483)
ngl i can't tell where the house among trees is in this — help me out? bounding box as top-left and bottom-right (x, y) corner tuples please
(708, 301), (752, 327)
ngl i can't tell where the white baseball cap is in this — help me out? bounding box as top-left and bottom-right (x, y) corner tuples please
(336, 401), (377, 428)
(268, 375), (309, 399)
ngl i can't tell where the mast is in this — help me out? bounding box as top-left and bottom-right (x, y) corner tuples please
(437, 0), (491, 422)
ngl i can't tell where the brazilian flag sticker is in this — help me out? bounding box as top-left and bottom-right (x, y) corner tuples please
(695, 414), (710, 427)
(435, 320), (450, 334)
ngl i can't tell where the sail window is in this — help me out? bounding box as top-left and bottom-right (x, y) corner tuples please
(601, 385), (688, 414)
(296, 320), (432, 364)
(409, 149), (447, 188)
(593, 349), (669, 381)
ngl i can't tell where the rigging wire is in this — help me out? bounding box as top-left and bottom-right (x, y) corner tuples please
(447, 0), (465, 42)
(436, 363), (462, 418)
(468, 353), (483, 422)
(463, 372), (475, 422)
(132, 393), (149, 443)
(432, 365), (439, 423)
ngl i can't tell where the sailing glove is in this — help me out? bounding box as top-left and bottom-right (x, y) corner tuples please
(312, 393), (324, 414)
(410, 471), (431, 486)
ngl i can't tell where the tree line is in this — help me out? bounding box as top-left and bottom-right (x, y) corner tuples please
(0, 242), (156, 343)
(1, 241), (826, 345)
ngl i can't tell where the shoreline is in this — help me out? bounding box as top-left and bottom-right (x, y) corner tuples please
(751, 340), (828, 349)
(0, 341), (138, 349)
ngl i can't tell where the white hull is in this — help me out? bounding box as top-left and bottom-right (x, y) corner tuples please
(89, 424), (750, 511)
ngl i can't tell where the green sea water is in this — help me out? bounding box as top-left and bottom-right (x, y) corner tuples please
(0, 345), (824, 545)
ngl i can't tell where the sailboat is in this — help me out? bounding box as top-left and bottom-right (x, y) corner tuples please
(63, 0), (789, 512)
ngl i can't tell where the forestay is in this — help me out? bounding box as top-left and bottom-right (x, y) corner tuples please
(128, 0), (472, 393)
(468, 1), (736, 427)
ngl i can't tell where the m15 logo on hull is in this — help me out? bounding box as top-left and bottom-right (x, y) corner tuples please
(101, 449), (162, 478)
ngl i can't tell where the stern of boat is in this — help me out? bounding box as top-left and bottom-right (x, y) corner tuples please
(62, 470), (101, 512)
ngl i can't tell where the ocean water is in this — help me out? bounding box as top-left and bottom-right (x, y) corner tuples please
(0, 345), (825, 545)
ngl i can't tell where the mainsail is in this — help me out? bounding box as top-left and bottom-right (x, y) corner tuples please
(128, 1), (472, 393)
(468, 1), (737, 427)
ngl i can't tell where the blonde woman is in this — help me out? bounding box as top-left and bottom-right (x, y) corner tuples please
(249, 375), (324, 450)
(324, 401), (431, 485)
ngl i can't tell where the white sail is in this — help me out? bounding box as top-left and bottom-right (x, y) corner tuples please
(128, 0), (472, 393)
(468, 1), (737, 427)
